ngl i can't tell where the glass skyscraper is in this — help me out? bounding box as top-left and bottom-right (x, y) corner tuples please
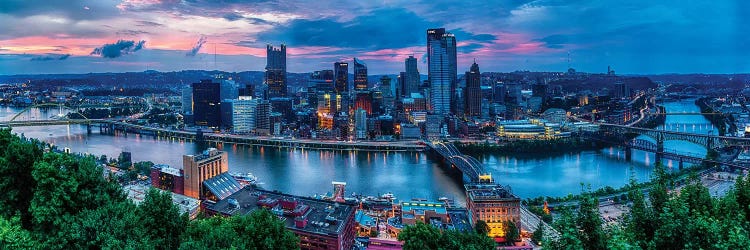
(353, 58), (368, 91)
(265, 44), (286, 98)
(404, 55), (419, 97)
(427, 28), (456, 115)
(334, 62), (348, 94)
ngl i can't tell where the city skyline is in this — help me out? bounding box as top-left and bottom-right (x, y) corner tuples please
(0, 0), (748, 75)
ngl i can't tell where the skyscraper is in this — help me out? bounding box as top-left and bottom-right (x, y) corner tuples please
(353, 58), (368, 91)
(181, 86), (192, 114)
(265, 44), (287, 98)
(427, 28), (456, 115)
(192, 79), (221, 127)
(404, 55), (420, 97)
(334, 62), (349, 94)
(464, 61), (481, 117)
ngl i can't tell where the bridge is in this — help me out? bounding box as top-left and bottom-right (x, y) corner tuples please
(0, 119), (105, 128)
(599, 123), (750, 150)
(425, 141), (488, 182)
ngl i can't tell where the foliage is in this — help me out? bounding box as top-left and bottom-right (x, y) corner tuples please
(398, 222), (495, 250)
(503, 220), (520, 244)
(0, 129), (299, 249)
(474, 220), (489, 236)
(180, 209), (299, 250)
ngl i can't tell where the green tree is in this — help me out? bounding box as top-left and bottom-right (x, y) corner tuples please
(138, 188), (188, 250)
(531, 220), (543, 245)
(576, 188), (607, 250)
(398, 222), (443, 250)
(180, 209), (298, 250)
(474, 220), (489, 236)
(0, 130), (43, 228)
(0, 216), (36, 249)
(503, 220), (520, 244)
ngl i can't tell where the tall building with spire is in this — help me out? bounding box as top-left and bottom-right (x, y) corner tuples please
(353, 58), (368, 91)
(265, 44), (287, 98)
(426, 28), (456, 115)
(404, 55), (420, 97)
(464, 60), (481, 117)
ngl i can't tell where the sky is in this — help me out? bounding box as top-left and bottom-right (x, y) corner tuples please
(0, 0), (748, 75)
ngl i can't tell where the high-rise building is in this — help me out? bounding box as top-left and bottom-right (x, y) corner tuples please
(239, 83), (254, 98)
(192, 79), (221, 128)
(265, 44), (287, 98)
(404, 55), (420, 97)
(355, 108), (368, 140)
(334, 62), (349, 94)
(397, 72), (406, 99)
(493, 82), (506, 104)
(427, 28), (456, 115)
(181, 86), (192, 114)
(355, 92), (372, 115)
(183, 148), (228, 199)
(255, 100), (271, 135)
(231, 97), (257, 134)
(531, 81), (549, 103)
(353, 58), (368, 91)
(464, 61), (482, 117)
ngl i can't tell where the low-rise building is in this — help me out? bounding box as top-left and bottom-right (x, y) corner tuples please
(465, 181), (521, 240)
(203, 185), (357, 250)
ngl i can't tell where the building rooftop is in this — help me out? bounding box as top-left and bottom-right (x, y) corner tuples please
(124, 184), (200, 217)
(187, 148), (223, 162)
(203, 186), (355, 237)
(465, 183), (520, 202)
(203, 172), (242, 200)
(401, 201), (447, 215)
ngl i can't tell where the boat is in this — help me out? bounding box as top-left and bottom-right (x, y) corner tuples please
(229, 172), (258, 186)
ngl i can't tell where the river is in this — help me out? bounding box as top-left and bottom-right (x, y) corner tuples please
(0, 99), (713, 202)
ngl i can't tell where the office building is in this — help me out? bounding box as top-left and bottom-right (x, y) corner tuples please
(203, 185), (357, 250)
(192, 79), (221, 128)
(353, 58), (368, 91)
(181, 86), (192, 114)
(231, 97), (257, 134)
(334, 62), (349, 94)
(239, 83), (254, 98)
(266, 44), (287, 98)
(183, 148), (228, 199)
(255, 100), (271, 135)
(404, 55), (420, 97)
(427, 28), (456, 115)
(464, 61), (482, 117)
(355, 92), (372, 115)
(465, 181), (521, 239)
(355, 108), (368, 140)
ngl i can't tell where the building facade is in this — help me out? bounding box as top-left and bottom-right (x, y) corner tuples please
(353, 58), (368, 91)
(427, 28), (456, 115)
(464, 61), (482, 117)
(183, 148), (228, 199)
(404, 56), (420, 97)
(192, 79), (221, 128)
(266, 44), (287, 98)
(334, 62), (349, 94)
(465, 182), (521, 239)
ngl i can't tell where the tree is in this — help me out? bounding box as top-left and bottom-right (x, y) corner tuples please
(531, 220), (544, 245)
(0, 216), (36, 249)
(474, 220), (489, 236)
(398, 222), (442, 250)
(138, 188), (188, 250)
(180, 209), (298, 250)
(503, 220), (520, 244)
(576, 189), (607, 250)
(0, 130), (43, 228)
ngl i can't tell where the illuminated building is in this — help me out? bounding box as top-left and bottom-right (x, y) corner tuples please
(353, 58), (368, 91)
(427, 28), (456, 115)
(183, 148), (228, 199)
(150, 164), (184, 195)
(464, 61), (481, 117)
(465, 180), (521, 239)
(266, 44), (287, 98)
(404, 55), (420, 97)
(334, 62), (349, 94)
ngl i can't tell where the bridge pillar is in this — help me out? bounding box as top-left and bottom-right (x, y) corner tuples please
(86, 124), (92, 134)
(656, 133), (665, 165)
(678, 158), (684, 170)
(625, 145), (632, 161)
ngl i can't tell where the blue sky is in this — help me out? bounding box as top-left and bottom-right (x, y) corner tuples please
(0, 0), (748, 75)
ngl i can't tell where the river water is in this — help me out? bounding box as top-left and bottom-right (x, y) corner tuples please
(0, 99), (712, 202)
